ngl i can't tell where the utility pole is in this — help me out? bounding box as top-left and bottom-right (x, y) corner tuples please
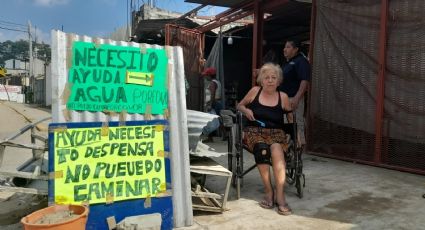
(34, 25), (37, 47)
(28, 20), (33, 103)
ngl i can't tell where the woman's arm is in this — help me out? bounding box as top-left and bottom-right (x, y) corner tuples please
(280, 92), (292, 112)
(237, 86), (259, 121)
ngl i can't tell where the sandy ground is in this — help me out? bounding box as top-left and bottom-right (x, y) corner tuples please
(0, 101), (50, 229)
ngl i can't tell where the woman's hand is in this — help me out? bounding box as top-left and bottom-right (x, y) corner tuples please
(244, 108), (255, 121)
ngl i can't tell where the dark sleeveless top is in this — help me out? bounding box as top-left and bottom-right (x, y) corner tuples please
(246, 88), (285, 129)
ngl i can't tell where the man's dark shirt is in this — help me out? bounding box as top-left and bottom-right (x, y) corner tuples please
(278, 54), (311, 97)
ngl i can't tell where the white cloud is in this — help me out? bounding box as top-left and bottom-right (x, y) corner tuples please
(34, 0), (69, 7)
(0, 31), (28, 42)
(32, 27), (51, 44)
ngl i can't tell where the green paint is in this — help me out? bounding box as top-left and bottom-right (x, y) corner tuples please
(67, 41), (168, 114)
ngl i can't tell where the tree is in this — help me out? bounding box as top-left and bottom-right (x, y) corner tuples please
(0, 40), (51, 65)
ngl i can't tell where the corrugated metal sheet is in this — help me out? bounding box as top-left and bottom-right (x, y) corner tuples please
(50, 30), (193, 227)
(165, 25), (205, 111)
(187, 110), (226, 158)
(187, 109), (217, 150)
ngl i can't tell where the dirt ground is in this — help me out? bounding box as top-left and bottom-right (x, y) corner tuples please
(0, 101), (50, 229)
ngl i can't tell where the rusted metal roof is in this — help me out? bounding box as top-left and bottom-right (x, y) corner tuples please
(186, 0), (312, 7)
(185, 0), (246, 8)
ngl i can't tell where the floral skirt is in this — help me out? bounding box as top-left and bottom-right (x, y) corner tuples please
(243, 126), (289, 153)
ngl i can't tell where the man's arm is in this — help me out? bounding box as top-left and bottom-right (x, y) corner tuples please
(292, 57), (311, 109)
(291, 80), (309, 109)
(209, 80), (217, 104)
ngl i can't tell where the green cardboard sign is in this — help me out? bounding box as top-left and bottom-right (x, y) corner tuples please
(66, 41), (168, 114)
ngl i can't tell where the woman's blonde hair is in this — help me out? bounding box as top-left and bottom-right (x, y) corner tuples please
(256, 63), (283, 85)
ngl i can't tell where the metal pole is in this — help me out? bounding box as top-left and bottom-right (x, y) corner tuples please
(306, 0), (317, 151)
(28, 20), (33, 103)
(374, 0), (389, 163)
(251, 0), (263, 86)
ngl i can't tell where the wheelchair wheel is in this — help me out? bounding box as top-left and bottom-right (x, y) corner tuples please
(227, 130), (233, 172)
(231, 158), (241, 199)
(231, 146), (241, 188)
(285, 143), (296, 185)
(295, 174), (304, 198)
(231, 157), (237, 187)
(295, 149), (305, 198)
(286, 169), (295, 185)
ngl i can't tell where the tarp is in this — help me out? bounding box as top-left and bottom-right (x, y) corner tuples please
(310, 0), (425, 172)
(205, 33), (225, 109)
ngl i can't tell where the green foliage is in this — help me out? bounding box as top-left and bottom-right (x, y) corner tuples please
(0, 39), (51, 66)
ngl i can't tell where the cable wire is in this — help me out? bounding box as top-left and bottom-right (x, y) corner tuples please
(0, 22), (26, 29)
(0, 19), (26, 27)
(0, 26), (27, 33)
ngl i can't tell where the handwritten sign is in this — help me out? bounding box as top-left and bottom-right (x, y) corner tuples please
(66, 41), (168, 114)
(51, 124), (166, 205)
(0, 85), (21, 93)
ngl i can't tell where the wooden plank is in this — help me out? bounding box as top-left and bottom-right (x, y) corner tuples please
(0, 185), (47, 195)
(0, 145), (5, 167)
(0, 170), (49, 180)
(0, 142), (47, 151)
(190, 157), (232, 176)
(191, 191), (222, 199)
(0, 191), (15, 200)
(31, 133), (47, 142)
(190, 167), (232, 177)
(192, 204), (223, 212)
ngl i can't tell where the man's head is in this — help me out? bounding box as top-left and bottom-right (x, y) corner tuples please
(202, 67), (216, 79)
(283, 40), (301, 60)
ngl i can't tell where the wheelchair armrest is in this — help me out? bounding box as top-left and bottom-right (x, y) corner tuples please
(282, 123), (296, 140)
(220, 110), (237, 128)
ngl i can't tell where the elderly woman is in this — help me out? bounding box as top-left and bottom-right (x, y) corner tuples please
(237, 63), (292, 215)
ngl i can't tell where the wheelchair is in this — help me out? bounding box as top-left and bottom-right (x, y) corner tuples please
(220, 110), (305, 199)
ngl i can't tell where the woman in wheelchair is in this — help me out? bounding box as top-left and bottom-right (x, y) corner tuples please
(237, 63), (292, 215)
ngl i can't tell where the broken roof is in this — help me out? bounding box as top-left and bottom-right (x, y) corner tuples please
(185, 0), (245, 8)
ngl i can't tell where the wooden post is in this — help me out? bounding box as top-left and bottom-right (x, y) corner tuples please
(306, 0), (317, 150)
(251, 0), (264, 86)
(374, 0), (389, 163)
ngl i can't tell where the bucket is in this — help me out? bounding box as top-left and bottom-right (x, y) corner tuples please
(21, 204), (88, 230)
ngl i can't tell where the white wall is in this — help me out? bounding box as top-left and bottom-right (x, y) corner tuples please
(45, 63), (51, 106)
(5, 59), (28, 70)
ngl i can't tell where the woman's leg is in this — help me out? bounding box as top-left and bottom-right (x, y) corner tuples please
(270, 143), (286, 206)
(257, 163), (273, 207)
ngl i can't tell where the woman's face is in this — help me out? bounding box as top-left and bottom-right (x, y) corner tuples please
(283, 41), (298, 60)
(261, 70), (279, 88)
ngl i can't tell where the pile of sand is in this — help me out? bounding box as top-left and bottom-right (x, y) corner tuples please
(33, 210), (79, 225)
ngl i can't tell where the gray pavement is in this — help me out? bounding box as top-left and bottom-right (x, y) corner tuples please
(180, 138), (425, 230)
(0, 102), (424, 230)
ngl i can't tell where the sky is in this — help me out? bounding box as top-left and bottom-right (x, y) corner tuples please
(0, 0), (225, 43)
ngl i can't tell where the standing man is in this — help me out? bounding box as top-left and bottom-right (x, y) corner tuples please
(278, 40), (311, 148)
(201, 67), (223, 142)
(203, 67), (222, 115)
